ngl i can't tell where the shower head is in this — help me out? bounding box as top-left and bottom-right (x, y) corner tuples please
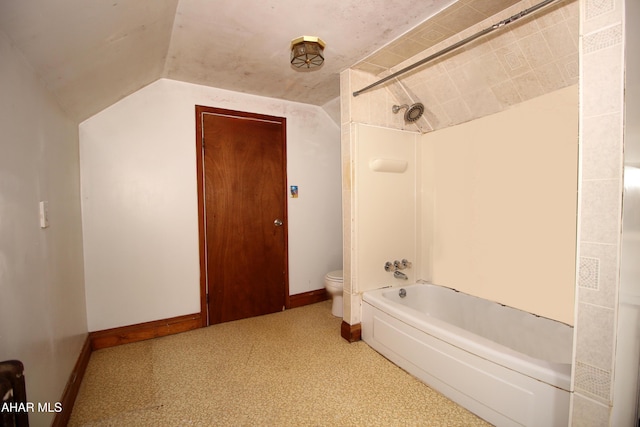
(392, 103), (425, 123)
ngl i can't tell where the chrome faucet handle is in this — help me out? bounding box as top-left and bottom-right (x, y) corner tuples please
(401, 259), (412, 269)
(394, 260), (402, 270)
(394, 270), (408, 280)
(384, 261), (394, 272)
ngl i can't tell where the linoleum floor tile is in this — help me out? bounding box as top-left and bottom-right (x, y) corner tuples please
(69, 301), (490, 426)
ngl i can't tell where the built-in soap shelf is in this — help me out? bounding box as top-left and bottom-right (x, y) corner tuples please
(369, 158), (408, 173)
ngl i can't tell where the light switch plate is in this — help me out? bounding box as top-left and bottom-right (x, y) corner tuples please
(39, 201), (49, 228)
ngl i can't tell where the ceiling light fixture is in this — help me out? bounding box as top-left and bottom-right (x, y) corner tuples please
(290, 36), (326, 70)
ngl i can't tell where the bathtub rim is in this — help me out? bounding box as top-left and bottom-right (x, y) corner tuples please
(362, 282), (573, 391)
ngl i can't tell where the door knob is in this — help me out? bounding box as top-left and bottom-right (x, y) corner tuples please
(274, 219), (283, 226)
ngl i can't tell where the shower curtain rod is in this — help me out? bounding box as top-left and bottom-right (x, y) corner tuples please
(352, 0), (559, 97)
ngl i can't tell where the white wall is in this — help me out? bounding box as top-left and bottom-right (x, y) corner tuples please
(0, 29), (87, 426)
(80, 79), (342, 331)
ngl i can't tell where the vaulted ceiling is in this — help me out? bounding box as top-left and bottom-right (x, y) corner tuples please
(0, 0), (462, 123)
(0, 0), (578, 126)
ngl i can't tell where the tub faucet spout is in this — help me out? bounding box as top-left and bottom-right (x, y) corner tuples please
(394, 271), (408, 280)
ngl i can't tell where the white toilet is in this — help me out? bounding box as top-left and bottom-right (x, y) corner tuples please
(324, 270), (344, 317)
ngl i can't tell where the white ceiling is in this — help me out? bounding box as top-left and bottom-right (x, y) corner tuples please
(0, 0), (457, 123)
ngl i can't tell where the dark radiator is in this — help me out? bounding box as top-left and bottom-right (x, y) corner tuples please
(0, 361), (29, 427)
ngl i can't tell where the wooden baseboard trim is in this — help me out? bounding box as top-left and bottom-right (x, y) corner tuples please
(89, 313), (202, 351)
(53, 313), (202, 424)
(341, 321), (362, 342)
(52, 335), (92, 427)
(289, 289), (329, 308)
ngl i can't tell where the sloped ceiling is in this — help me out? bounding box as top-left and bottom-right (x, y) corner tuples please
(0, 0), (178, 123)
(0, 0), (577, 126)
(0, 0), (463, 123)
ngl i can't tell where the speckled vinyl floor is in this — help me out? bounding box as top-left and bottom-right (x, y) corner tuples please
(68, 301), (491, 426)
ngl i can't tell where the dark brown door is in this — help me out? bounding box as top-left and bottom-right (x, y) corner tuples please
(196, 106), (288, 325)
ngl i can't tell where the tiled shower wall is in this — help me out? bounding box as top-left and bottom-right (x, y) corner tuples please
(571, 0), (625, 424)
(353, 0), (579, 134)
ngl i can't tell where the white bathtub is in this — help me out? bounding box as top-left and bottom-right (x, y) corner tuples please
(362, 283), (573, 427)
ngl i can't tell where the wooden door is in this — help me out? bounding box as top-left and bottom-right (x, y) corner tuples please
(196, 106), (288, 325)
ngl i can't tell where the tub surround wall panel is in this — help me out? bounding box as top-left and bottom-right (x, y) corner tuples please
(340, 69), (399, 327)
(0, 29), (87, 426)
(80, 78), (341, 331)
(355, 124), (418, 292)
(342, 86), (578, 327)
(420, 140), (435, 282)
(424, 85), (578, 325)
(341, 68), (422, 328)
